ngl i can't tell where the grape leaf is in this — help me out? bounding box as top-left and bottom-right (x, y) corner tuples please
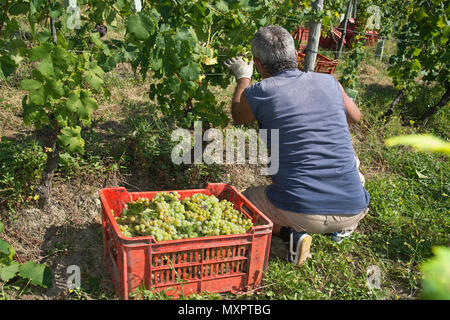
(49, 1), (63, 19)
(18, 261), (52, 288)
(180, 63), (201, 81)
(436, 15), (446, 29)
(45, 78), (64, 99)
(0, 239), (12, 256)
(85, 70), (103, 91)
(78, 91), (98, 126)
(174, 28), (198, 47)
(9, 2), (29, 15)
(215, 1), (229, 13)
(37, 30), (52, 43)
(30, 43), (53, 62)
(0, 262), (20, 282)
(20, 79), (45, 105)
(51, 46), (71, 70)
(37, 56), (55, 78)
(65, 91), (82, 113)
(126, 13), (155, 40)
(22, 99), (45, 126)
(85, 62), (105, 91)
(57, 126), (85, 154)
(0, 239), (15, 264)
(0, 55), (17, 79)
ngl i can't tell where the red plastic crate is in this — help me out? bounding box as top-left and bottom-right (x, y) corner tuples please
(99, 183), (273, 299)
(319, 27), (346, 50)
(297, 50), (338, 74)
(364, 30), (380, 47)
(292, 26), (309, 50)
(293, 26), (345, 51)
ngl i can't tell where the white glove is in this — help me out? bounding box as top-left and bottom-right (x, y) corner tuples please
(224, 57), (254, 80)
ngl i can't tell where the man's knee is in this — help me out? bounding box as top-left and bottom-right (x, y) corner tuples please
(242, 185), (266, 203)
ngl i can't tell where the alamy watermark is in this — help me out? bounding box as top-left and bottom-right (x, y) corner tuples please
(66, 0), (81, 30)
(366, 265), (381, 290)
(65, 0), (142, 30)
(66, 265), (81, 290)
(171, 121), (279, 176)
(366, 5), (382, 30)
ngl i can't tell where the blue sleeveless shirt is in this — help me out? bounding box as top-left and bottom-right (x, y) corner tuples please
(244, 69), (370, 215)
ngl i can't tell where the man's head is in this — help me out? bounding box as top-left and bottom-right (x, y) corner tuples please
(251, 25), (298, 77)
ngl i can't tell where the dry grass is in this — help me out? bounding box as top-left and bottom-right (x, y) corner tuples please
(0, 81), (28, 138)
(1, 176), (118, 299)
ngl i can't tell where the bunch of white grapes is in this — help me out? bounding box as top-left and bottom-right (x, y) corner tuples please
(115, 192), (253, 241)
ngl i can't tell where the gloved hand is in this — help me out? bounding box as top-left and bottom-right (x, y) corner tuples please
(224, 57), (254, 80)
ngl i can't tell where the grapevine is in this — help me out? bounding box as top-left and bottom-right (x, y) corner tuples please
(387, 0), (449, 123)
(115, 192), (253, 241)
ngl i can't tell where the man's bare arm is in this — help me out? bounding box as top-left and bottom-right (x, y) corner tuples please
(231, 78), (256, 125)
(338, 82), (361, 124)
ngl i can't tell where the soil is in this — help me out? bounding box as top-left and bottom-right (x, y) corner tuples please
(0, 156), (277, 299)
(1, 177), (118, 299)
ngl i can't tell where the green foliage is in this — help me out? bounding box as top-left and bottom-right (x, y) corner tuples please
(340, 36), (365, 90)
(0, 221), (52, 293)
(1, 0), (115, 154)
(58, 126), (85, 154)
(420, 246), (450, 300)
(337, 0), (390, 92)
(125, 0), (325, 128)
(0, 138), (46, 207)
(125, 111), (175, 164)
(388, 0), (449, 109)
(20, 41), (101, 154)
(2, 0), (394, 130)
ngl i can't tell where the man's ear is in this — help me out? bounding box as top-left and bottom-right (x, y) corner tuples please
(253, 57), (263, 72)
(253, 58), (271, 78)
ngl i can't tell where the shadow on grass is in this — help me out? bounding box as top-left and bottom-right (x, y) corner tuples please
(360, 82), (448, 130)
(360, 83), (398, 109)
(41, 223), (116, 299)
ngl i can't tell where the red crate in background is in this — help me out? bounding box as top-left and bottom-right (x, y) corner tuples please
(365, 30), (380, 47)
(292, 26), (339, 74)
(99, 183), (273, 299)
(319, 27), (347, 50)
(292, 27), (310, 50)
(297, 50), (338, 74)
(316, 18), (380, 49)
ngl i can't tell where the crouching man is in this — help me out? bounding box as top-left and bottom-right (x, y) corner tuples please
(224, 25), (370, 266)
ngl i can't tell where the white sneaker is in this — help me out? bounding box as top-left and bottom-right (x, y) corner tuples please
(330, 230), (354, 243)
(287, 229), (312, 266)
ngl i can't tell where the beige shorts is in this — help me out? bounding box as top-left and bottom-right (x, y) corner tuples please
(243, 186), (368, 234)
(242, 155), (368, 234)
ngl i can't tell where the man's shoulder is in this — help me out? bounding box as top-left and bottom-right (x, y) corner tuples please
(244, 79), (266, 96)
(308, 71), (337, 81)
(246, 70), (338, 97)
(245, 74), (286, 95)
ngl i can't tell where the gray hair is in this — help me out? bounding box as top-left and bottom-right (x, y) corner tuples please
(251, 25), (298, 75)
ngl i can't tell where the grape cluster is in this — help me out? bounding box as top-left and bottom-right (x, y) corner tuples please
(115, 192), (253, 241)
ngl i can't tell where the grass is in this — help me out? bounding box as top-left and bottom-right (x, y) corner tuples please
(0, 37), (449, 300)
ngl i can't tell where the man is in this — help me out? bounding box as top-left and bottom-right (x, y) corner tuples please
(224, 25), (370, 267)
